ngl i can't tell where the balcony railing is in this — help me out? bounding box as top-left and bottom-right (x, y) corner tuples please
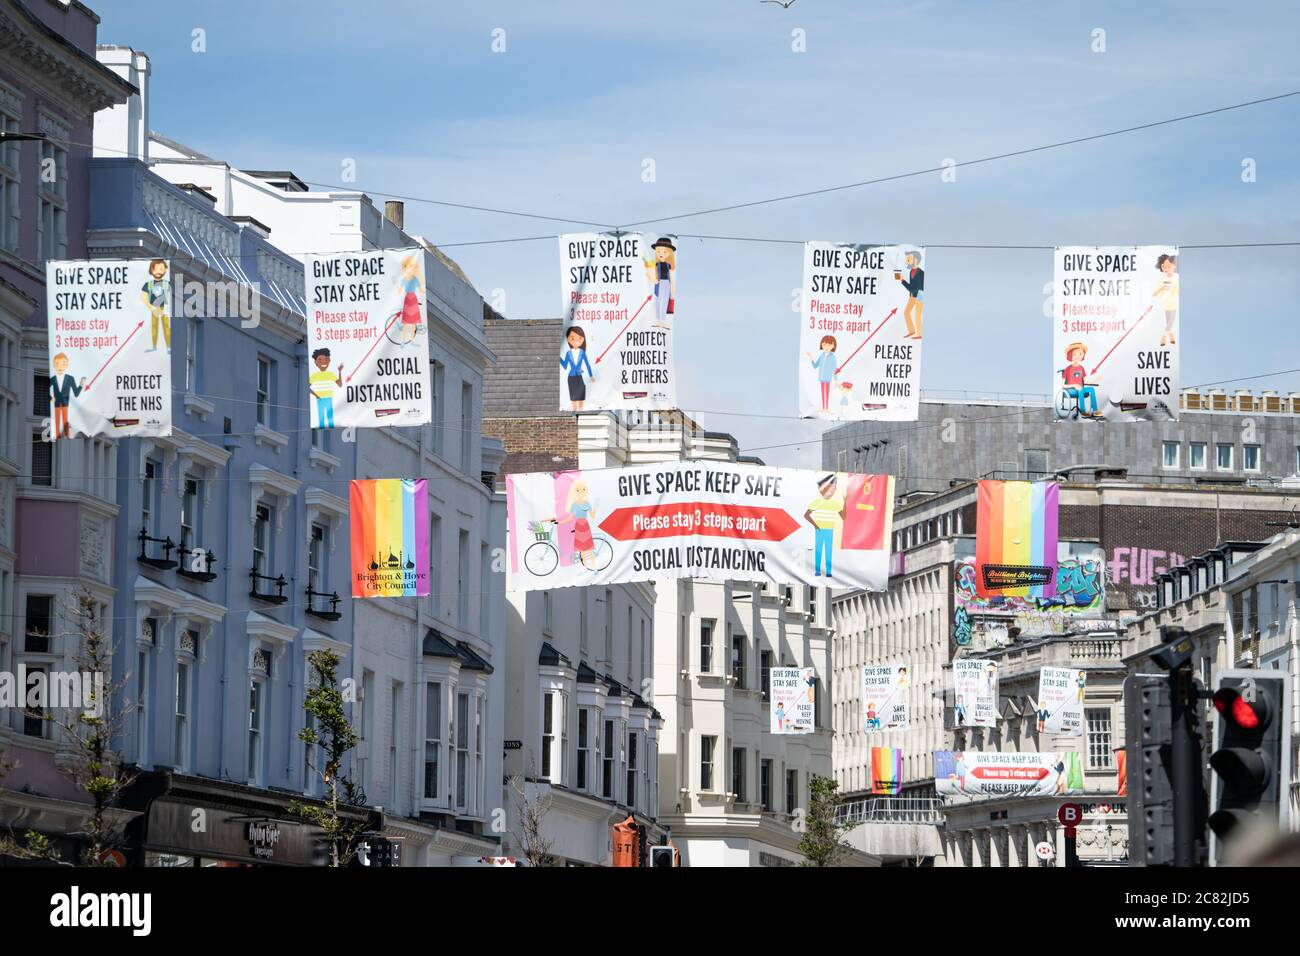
(835, 796), (943, 826)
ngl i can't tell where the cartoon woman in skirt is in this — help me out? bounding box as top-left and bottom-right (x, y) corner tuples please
(555, 480), (597, 569)
(560, 325), (595, 411)
(397, 254), (424, 344)
(646, 237), (676, 330)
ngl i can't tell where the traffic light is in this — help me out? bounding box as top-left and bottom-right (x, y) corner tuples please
(1125, 675), (1174, 865)
(1208, 670), (1291, 863)
(650, 845), (676, 868)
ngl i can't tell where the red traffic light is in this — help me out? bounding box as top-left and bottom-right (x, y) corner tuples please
(1212, 689), (1268, 730)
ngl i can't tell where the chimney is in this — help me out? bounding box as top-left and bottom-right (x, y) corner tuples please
(384, 201), (405, 230)
(94, 46), (150, 161)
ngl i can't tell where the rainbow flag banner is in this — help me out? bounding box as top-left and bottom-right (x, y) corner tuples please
(871, 747), (903, 795)
(975, 480), (1059, 599)
(350, 479), (430, 598)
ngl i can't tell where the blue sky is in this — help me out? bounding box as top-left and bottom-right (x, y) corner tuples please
(96, 0), (1300, 465)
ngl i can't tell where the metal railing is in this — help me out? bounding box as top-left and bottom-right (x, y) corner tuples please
(835, 796), (943, 825)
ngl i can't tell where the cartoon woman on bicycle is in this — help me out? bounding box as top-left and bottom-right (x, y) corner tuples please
(397, 254), (424, 344)
(555, 480), (599, 570)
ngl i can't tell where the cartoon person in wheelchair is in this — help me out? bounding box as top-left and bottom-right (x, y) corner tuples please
(1057, 342), (1102, 419)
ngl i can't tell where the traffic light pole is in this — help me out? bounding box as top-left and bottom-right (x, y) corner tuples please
(1169, 662), (1199, 867)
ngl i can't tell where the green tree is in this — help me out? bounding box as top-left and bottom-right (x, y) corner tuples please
(798, 774), (849, 867)
(291, 649), (369, 867)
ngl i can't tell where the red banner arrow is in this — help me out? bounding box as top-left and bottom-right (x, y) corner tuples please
(594, 295), (653, 365)
(84, 321), (144, 392)
(346, 313), (400, 383)
(834, 308), (897, 376)
(599, 502), (801, 542)
(1090, 305), (1153, 376)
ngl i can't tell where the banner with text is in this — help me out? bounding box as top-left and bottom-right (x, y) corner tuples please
(862, 664), (910, 732)
(1036, 666), (1086, 736)
(933, 750), (1085, 797)
(506, 462), (894, 592)
(46, 258), (172, 438)
(975, 480), (1059, 599)
(305, 247), (432, 429)
(1053, 245), (1180, 422)
(770, 667), (816, 734)
(800, 243), (923, 421)
(350, 479), (431, 598)
(952, 658), (998, 729)
(559, 232), (676, 412)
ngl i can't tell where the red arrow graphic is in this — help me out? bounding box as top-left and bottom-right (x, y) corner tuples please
(346, 313), (400, 383)
(834, 308), (897, 376)
(1090, 305), (1153, 376)
(84, 321), (144, 392)
(594, 295), (653, 365)
(599, 502), (800, 542)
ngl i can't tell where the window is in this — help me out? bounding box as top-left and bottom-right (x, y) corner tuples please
(700, 618), (715, 673)
(424, 682), (442, 800)
(760, 758), (773, 811)
(181, 478), (201, 553)
(542, 589), (553, 635)
(541, 690), (560, 781)
(1086, 708), (1113, 769)
(598, 592), (609, 663)
(786, 769), (798, 813)
(576, 708), (590, 791)
(31, 431), (52, 486)
(256, 357), (272, 427)
(174, 658), (191, 770)
(253, 505), (270, 575)
(460, 381), (474, 473)
(479, 543), (490, 635)
(389, 681), (403, 805)
(22, 665), (45, 737)
(457, 530), (469, 629)
(247, 677), (263, 784)
(475, 695), (485, 814)
(731, 629), (746, 688)
(760, 650), (772, 702)
(1161, 441), (1179, 469)
(33, 370), (50, 418)
(626, 730), (639, 809)
(1244, 444), (1261, 472)
(700, 735), (716, 791)
(626, 606), (633, 682)
(1216, 443), (1233, 470)
(731, 747), (746, 801)
(1190, 441), (1207, 470)
(455, 692), (470, 810)
(24, 594), (52, 653)
(142, 460), (159, 535)
(185, 320), (200, 391)
(602, 718), (616, 799)
(357, 670), (374, 788)
(38, 133), (68, 262)
(429, 514), (442, 616)
(1024, 449), (1049, 480)
(430, 361), (445, 456)
(0, 99), (18, 253)
(308, 524), (325, 597)
(640, 618), (647, 682)
(303, 709), (317, 794)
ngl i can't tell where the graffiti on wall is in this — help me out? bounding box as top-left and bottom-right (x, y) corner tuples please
(1107, 547), (1183, 609)
(954, 550), (1106, 646)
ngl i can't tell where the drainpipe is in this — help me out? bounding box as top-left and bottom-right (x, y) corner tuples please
(220, 418), (238, 777)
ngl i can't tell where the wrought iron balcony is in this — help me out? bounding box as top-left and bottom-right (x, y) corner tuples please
(305, 585), (342, 622)
(137, 527), (178, 571)
(249, 568), (289, 605)
(176, 545), (218, 582)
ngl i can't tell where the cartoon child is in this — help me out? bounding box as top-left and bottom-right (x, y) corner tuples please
(951, 750), (970, 793)
(895, 249), (924, 339)
(48, 352), (85, 441)
(559, 325), (596, 411)
(837, 381), (853, 417)
(897, 666), (909, 689)
(140, 259), (171, 353)
(646, 237), (676, 330)
(1061, 342), (1100, 418)
(397, 254), (424, 344)
(1153, 253), (1179, 347)
(804, 335), (838, 412)
(308, 348), (344, 428)
(775, 702), (787, 731)
(803, 473), (844, 577)
(555, 479), (597, 570)
(865, 701), (879, 731)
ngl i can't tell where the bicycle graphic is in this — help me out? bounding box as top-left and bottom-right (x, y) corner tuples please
(523, 519), (613, 576)
(383, 309), (427, 347)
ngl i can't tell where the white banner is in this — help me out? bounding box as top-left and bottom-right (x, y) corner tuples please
(1053, 245), (1179, 422)
(1036, 666), (1086, 736)
(800, 242), (923, 421)
(304, 247), (432, 429)
(934, 750), (1085, 797)
(862, 664), (909, 732)
(558, 232), (676, 411)
(506, 461), (894, 592)
(46, 259), (172, 439)
(771, 667), (815, 734)
(952, 658), (998, 729)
